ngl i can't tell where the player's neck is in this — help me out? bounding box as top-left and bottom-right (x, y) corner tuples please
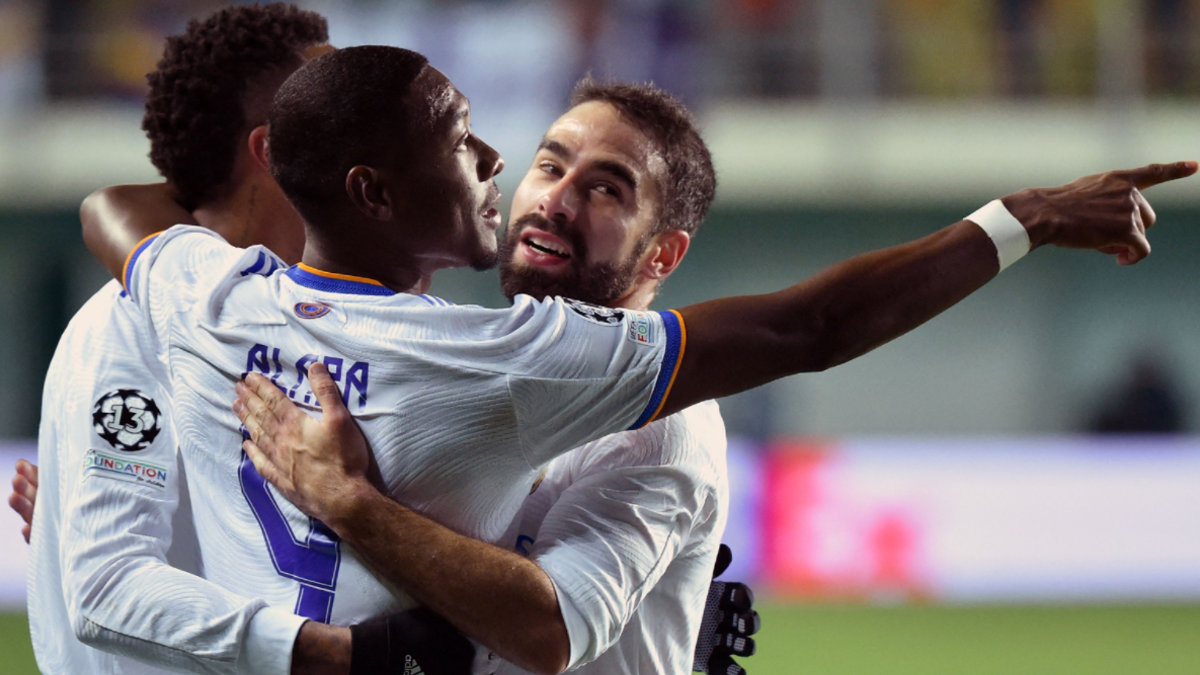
(192, 176), (307, 264)
(191, 174), (269, 249)
(611, 278), (657, 312)
(192, 203), (251, 248)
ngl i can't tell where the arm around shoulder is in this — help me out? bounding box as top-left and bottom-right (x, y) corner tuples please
(81, 183), (196, 280)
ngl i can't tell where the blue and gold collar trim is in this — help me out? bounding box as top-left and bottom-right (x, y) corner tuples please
(285, 263), (396, 297)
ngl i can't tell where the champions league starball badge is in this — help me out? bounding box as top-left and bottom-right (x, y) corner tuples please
(92, 389), (163, 452)
(566, 299), (625, 326)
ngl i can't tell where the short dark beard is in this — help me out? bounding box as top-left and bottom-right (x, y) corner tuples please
(469, 245), (498, 272)
(499, 212), (648, 306)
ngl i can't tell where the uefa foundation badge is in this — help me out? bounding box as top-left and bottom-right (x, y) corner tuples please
(626, 313), (657, 346)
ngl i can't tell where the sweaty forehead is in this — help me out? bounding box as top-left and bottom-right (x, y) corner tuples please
(394, 66), (465, 135)
(423, 75), (466, 130)
(545, 101), (666, 182)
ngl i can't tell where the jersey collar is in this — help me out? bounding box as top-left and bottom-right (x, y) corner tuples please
(285, 263), (396, 297)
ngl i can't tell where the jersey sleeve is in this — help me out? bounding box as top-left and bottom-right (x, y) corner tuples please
(62, 455), (306, 675)
(123, 225), (286, 347)
(59, 314), (305, 674)
(437, 296), (686, 468)
(527, 463), (719, 668)
(123, 225), (231, 302)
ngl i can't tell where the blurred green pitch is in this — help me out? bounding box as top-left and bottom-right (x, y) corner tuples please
(4, 604), (1200, 674)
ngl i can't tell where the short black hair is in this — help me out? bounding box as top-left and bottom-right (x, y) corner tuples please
(142, 3), (328, 210)
(268, 45), (431, 224)
(569, 79), (717, 236)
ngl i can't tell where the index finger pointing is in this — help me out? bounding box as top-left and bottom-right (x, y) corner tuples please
(1117, 161), (1199, 190)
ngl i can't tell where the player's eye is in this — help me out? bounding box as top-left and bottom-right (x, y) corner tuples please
(454, 127), (474, 150)
(593, 182), (620, 199)
(539, 161), (563, 177)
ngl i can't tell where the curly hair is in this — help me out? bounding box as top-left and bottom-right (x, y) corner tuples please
(569, 78), (717, 236)
(142, 3), (328, 210)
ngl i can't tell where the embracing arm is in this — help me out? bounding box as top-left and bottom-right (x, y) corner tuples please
(657, 162), (1197, 417)
(332, 485), (569, 675)
(235, 366), (569, 675)
(60, 449), (349, 675)
(12, 460), (347, 674)
(520, 461), (718, 669)
(81, 183), (196, 281)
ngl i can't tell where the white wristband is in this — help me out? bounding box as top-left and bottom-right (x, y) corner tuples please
(966, 199), (1031, 272)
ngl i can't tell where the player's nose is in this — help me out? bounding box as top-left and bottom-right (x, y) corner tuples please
(476, 136), (504, 180)
(538, 179), (578, 224)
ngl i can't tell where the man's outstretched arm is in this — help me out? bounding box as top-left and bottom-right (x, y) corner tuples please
(657, 162), (1196, 418)
(235, 365), (570, 675)
(81, 183), (196, 280)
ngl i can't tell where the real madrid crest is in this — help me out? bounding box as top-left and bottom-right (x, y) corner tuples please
(92, 389), (163, 452)
(294, 301), (331, 319)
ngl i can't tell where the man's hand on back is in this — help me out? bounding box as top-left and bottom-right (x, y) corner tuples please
(237, 366), (570, 674)
(9, 459), (38, 544)
(1003, 161), (1197, 265)
(234, 364), (375, 528)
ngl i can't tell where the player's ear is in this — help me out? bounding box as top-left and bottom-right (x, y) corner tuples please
(247, 126), (270, 172)
(345, 166), (393, 221)
(640, 229), (690, 281)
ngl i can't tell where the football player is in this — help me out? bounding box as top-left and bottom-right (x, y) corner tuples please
(235, 79), (759, 675)
(85, 44), (1191, 675)
(14, 9), (757, 675)
(21, 5), (346, 675)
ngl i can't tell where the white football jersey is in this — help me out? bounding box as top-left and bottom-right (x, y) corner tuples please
(123, 226), (686, 624)
(29, 280), (304, 675)
(496, 402), (728, 675)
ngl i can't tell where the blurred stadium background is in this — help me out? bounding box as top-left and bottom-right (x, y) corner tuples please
(2, 0), (1200, 673)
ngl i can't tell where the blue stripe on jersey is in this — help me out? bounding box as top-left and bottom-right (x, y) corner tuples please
(628, 310), (685, 430)
(285, 266), (396, 296)
(417, 294), (454, 307)
(240, 251), (269, 277)
(123, 233), (161, 292)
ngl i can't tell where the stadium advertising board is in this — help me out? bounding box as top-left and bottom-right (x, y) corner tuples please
(3, 438), (1200, 609)
(0, 442), (35, 609)
(737, 437), (1200, 601)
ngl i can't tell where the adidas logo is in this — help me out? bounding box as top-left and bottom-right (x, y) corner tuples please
(403, 654), (424, 675)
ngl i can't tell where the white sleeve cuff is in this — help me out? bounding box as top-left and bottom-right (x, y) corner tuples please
(237, 607), (308, 675)
(547, 573), (591, 670)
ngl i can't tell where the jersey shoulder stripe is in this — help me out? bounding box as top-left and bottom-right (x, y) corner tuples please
(240, 250), (285, 278)
(122, 231), (164, 292)
(629, 309), (686, 430)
